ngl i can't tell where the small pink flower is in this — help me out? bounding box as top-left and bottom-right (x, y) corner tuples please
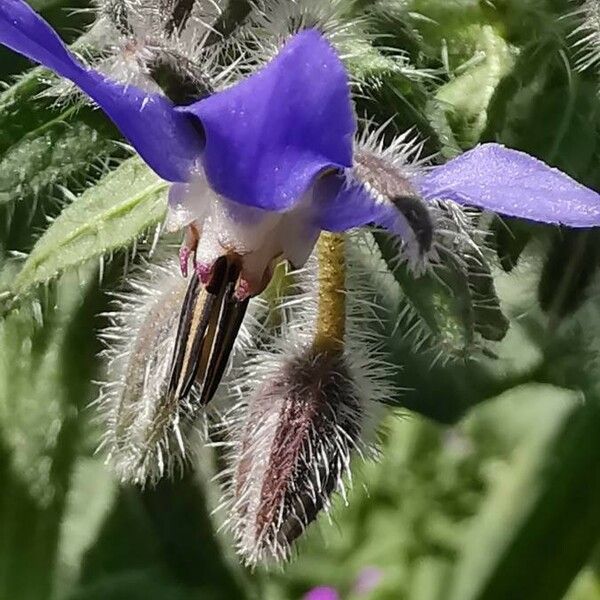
(303, 586), (340, 600)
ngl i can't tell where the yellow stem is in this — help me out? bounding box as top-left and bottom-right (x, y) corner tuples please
(314, 232), (346, 353)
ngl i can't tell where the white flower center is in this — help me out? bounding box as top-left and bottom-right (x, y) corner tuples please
(166, 171), (319, 297)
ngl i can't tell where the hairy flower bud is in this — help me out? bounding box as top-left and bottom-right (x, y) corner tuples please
(97, 258), (201, 485)
(220, 233), (393, 565)
(227, 345), (363, 565)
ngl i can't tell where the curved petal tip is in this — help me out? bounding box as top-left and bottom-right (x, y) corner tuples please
(416, 143), (600, 227)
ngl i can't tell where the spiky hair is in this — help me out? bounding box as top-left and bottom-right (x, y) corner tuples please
(572, 0), (600, 73)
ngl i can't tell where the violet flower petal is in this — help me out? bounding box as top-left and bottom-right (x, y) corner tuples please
(180, 29), (354, 211)
(0, 0), (202, 182)
(314, 172), (416, 241)
(303, 586), (340, 600)
(415, 143), (600, 227)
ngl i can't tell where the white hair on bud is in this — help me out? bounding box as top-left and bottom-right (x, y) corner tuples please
(571, 1), (600, 73)
(356, 122), (427, 179)
(243, 0), (365, 59)
(95, 256), (201, 485)
(215, 232), (396, 566)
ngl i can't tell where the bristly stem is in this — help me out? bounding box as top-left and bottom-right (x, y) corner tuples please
(204, 0), (252, 45)
(164, 0), (196, 37)
(314, 232), (346, 353)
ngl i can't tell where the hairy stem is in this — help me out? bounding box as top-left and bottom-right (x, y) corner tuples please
(204, 0), (252, 45)
(314, 232), (346, 352)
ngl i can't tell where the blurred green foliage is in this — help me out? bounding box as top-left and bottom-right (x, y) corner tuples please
(2, 0), (600, 599)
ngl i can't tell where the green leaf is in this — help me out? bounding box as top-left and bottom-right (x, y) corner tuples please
(0, 265), (103, 600)
(11, 158), (168, 297)
(73, 474), (247, 600)
(374, 229), (508, 362)
(448, 384), (600, 600)
(53, 457), (117, 599)
(0, 69), (50, 155)
(343, 236), (533, 422)
(538, 229), (600, 321)
(0, 69), (125, 255)
(0, 117), (116, 205)
(491, 217), (534, 272)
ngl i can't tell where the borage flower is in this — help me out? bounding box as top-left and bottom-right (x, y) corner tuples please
(5, 0), (600, 565)
(4, 0), (600, 406)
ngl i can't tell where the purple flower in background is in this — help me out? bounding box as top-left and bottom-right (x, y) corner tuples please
(3, 0), (600, 301)
(303, 586), (340, 600)
(303, 568), (382, 600)
(353, 567), (383, 595)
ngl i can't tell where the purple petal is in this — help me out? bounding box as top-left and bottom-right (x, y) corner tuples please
(314, 172), (416, 241)
(303, 586), (340, 600)
(0, 0), (202, 182)
(415, 143), (600, 227)
(180, 29), (354, 211)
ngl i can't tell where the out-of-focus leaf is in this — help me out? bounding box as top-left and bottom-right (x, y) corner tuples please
(0, 0), (93, 79)
(0, 265), (102, 600)
(448, 384), (600, 600)
(73, 474), (247, 600)
(65, 569), (208, 600)
(53, 457), (117, 599)
(404, 0), (564, 58)
(538, 229), (600, 321)
(0, 268), (97, 502)
(565, 548), (600, 600)
(11, 158), (168, 298)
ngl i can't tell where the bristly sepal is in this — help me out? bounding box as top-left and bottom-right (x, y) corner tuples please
(354, 126), (508, 360)
(96, 257), (203, 485)
(571, 1), (600, 74)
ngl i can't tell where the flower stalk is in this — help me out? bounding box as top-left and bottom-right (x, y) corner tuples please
(314, 232), (346, 353)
